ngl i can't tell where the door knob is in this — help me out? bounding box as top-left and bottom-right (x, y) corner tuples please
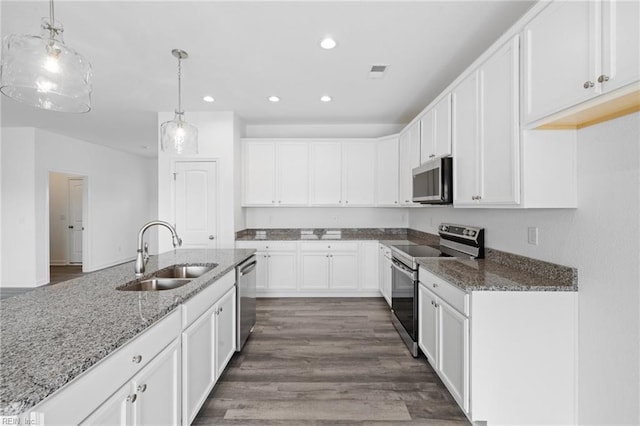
(68, 225), (74, 229)
(209, 235), (215, 240)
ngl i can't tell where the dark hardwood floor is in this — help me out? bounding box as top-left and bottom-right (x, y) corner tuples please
(194, 297), (469, 425)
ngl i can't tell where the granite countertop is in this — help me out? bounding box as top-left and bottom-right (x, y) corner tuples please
(236, 228), (440, 245)
(417, 250), (578, 292)
(0, 248), (255, 416)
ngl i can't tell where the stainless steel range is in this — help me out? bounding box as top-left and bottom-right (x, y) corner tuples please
(390, 223), (484, 357)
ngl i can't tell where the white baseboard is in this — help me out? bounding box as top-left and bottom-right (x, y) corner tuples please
(256, 290), (383, 298)
(49, 261), (68, 266)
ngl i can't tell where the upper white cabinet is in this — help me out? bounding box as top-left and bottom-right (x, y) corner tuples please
(243, 140), (309, 206)
(453, 36), (520, 207)
(342, 141), (376, 206)
(243, 141), (276, 205)
(376, 136), (399, 206)
(310, 141), (343, 206)
(420, 93), (452, 163)
(523, 0), (640, 124)
(398, 122), (421, 205)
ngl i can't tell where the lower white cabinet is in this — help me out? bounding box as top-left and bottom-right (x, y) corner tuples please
(360, 241), (379, 291)
(182, 286), (236, 425)
(237, 242), (297, 291)
(300, 243), (358, 290)
(418, 267), (577, 425)
(378, 244), (392, 307)
(418, 283), (469, 412)
(82, 339), (181, 426)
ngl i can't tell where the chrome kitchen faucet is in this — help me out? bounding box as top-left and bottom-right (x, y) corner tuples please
(135, 220), (182, 277)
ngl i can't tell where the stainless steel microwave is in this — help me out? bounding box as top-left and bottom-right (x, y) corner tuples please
(412, 157), (453, 204)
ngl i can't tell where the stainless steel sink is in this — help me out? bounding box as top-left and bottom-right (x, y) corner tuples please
(118, 278), (192, 291)
(153, 264), (217, 279)
(117, 263), (217, 291)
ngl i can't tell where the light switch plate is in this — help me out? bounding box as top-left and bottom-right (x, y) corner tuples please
(527, 227), (539, 245)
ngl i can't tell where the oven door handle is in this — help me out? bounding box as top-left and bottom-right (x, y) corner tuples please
(391, 258), (417, 281)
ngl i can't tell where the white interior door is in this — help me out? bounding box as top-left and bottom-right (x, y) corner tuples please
(68, 178), (83, 264)
(175, 161), (218, 248)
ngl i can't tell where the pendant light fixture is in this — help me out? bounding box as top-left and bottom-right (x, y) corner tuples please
(160, 49), (198, 155)
(0, 0), (93, 113)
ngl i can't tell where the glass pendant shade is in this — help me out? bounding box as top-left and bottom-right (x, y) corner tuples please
(161, 112), (198, 155)
(160, 49), (198, 155)
(0, 18), (92, 113)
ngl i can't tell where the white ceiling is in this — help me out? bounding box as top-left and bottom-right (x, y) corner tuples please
(1, 0), (535, 157)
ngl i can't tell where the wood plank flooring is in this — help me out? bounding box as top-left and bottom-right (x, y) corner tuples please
(194, 297), (469, 425)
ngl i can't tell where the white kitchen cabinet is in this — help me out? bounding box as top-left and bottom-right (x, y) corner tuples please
(267, 252), (298, 290)
(417, 282), (469, 412)
(83, 340), (181, 426)
(438, 299), (469, 412)
(243, 140), (309, 206)
(182, 285), (236, 425)
(523, 0), (640, 124)
(300, 243), (359, 291)
(214, 286), (237, 378)
(375, 136), (399, 206)
(235, 242), (298, 291)
(377, 244), (392, 307)
(309, 142), (342, 206)
(398, 122), (421, 205)
(243, 141), (276, 205)
(420, 93), (451, 163)
(419, 267), (577, 424)
(342, 141), (376, 206)
(277, 142), (309, 205)
(360, 242), (379, 290)
(453, 36), (520, 207)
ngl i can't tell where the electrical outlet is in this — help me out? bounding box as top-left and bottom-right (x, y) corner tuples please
(527, 227), (539, 245)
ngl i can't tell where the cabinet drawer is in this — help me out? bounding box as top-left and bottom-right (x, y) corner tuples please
(182, 270), (235, 328)
(419, 268), (469, 316)
(300, 242), (358, 252)
(238, 241), (297, 252)
(33, 309), (181, 425)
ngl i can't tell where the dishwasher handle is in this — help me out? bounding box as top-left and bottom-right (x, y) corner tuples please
(239, 260), (257, 276)
(391, 258), (417, 281)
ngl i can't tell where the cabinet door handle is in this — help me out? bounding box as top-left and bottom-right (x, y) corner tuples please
(597, 75), (609, 83)
(137, 384), (147, 393)
(432, 283), (438, 288)
(429, 154), (435, 158)
(127, 394), (137, 403)
(132, 355), (142, 364)
(219, 307), (223, 313)
(583, 80), (594, 89)
(209, 235), (215, 240)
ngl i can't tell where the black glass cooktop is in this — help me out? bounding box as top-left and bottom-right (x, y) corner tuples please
(391, 244), (449, 258)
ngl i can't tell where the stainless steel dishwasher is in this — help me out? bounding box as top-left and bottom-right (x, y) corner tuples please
(236, 255), (257, 350)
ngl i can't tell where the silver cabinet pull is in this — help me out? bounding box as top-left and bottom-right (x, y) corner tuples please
(429, 154), (435, 158)
(432, 283), (438, 288)
(219, 307), (223, 313)
(137, 384), (147, 393)
(597, 74), (609, 83)
(127, 394), (137, 403)
(208, 235), (215, 240)
(583, 81), (594, 89)
(132, 355), (142, 364)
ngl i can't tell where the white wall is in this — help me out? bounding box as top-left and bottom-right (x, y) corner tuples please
(245, 123), (403, 139)
(245, 207), (408, 229)
(1, 128), (37, 286)
(0, 127), (156, 287)
(409, 112), (640, 424)
(158, 111), (242, 252)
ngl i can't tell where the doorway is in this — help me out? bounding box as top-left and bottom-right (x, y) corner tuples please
(49, 172), (86, 269)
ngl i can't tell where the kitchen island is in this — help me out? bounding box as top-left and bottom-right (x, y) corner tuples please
(0, 248), (255, 417)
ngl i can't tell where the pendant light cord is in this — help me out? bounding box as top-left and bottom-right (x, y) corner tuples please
(177, 57), (182, 115)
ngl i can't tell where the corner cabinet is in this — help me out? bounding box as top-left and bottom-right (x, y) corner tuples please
(453, 35), (520, 207)
(523, 0), (640, 125)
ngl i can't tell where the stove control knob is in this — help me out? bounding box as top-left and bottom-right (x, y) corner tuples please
(469, 231), (476, 237)
(463, 229), (469, 236)
(441, 225), (449, 232)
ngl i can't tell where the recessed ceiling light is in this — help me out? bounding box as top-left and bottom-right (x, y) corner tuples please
(320, 95), (332, 102)
(320, 37), (337, 50)
(268, 96), (280, 103)
(203, 95), (215, 103)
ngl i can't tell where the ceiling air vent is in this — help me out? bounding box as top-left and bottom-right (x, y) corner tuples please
(369, 64), (388, 79)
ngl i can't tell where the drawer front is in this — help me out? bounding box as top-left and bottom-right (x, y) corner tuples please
(237, 241), (297, 252)
(300, 242), (358, 252)
(419, 268), (469, 316)
(33, 309), (181, 425)
(182, 270), (235, 328)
